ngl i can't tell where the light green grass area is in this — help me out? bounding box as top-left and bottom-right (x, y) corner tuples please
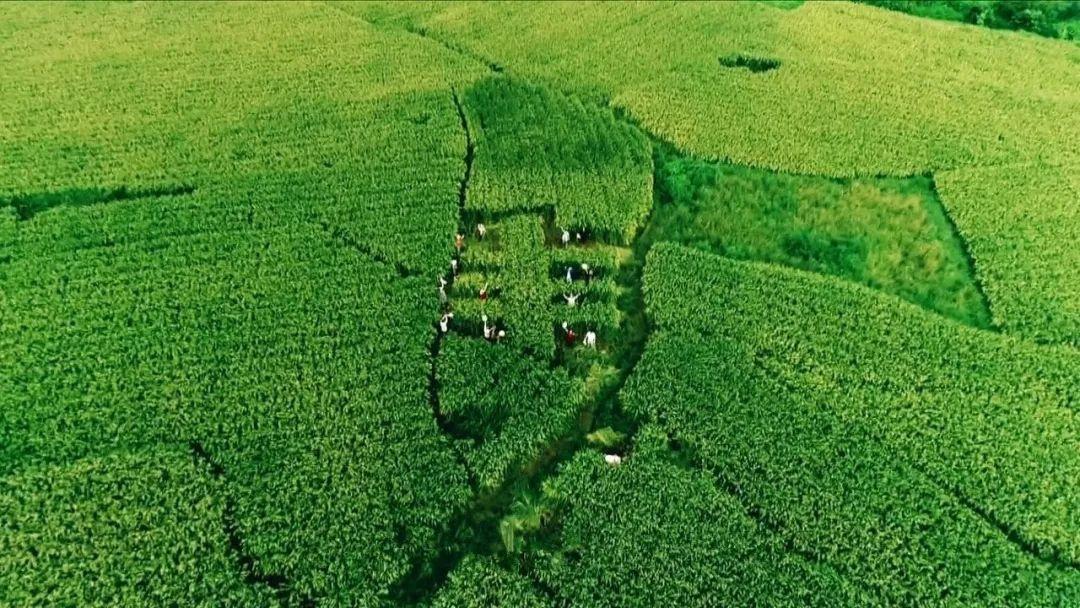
(654, 149), (992, 327)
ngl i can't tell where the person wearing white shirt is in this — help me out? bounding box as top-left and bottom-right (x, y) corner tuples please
(583, 330), (597, 348)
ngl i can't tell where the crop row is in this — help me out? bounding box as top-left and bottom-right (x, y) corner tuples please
(438, 336), (585, 490)
(1, 143), (466, 280)
(464, 76), (653, 244)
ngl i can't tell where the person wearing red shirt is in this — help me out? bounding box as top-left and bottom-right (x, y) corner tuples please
(561, 321), (576, 346)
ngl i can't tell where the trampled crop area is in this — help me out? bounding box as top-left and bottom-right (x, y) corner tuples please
(2, 2), (1077, 606)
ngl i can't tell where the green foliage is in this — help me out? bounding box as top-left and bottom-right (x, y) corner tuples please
(859, 1), (1080, 40)
(584, 426), (625, 448)
(718, 53), (781, 72)
(1, 221), (473, 604)
(0, 448), (275, 607)
(626, 244), (1080, 600)
(530, 446), (864, 606)
(464, 76), (653, 243)
(626, 331), (1080, 605)
(372, 1), (1080, 176)
(499, 492), (554, 554)
(0, 3), (489, 603)
(936, 161), (1080, 346)
(456, 215), (624, 360)
(438, 336), (585, 490)
(654, 149), (991, 327)
(5, 2), (1078, 605)
(431, 556), (550, 607)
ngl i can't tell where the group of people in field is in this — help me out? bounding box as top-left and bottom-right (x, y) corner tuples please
(437, 222), (599, 351)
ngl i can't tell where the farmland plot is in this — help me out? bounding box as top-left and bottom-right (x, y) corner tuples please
(0, 2), (490, 603)
(0, 448), (275, 607)
(359, 1), (1080, 176)
(937, 161), (1080, 346)
(3, 1), (1078, 605)
(360, 1), (1079, 349)
(464, 77), (653, 244)
(530, 436), (865, 607)
(625, 330), (1080, 605)
(626, 245), (1080, 591)
(1, 221), (473, 604)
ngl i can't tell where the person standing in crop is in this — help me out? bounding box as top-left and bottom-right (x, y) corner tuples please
(476, 223), (487, 239)
(563, 292), (579, 307)
(565, 265), (575, 283)
(561, 228), (571, 247)
(561, 321), (577, 346)
(581, 263), (594, 284)
(584, 329), (597, 348)
(482, 314), (494, 340)
(438, 277), (448, 306)
(455, 233), (465, 252)
(479, 283), (489, 302)
(439, 312), (453, 334)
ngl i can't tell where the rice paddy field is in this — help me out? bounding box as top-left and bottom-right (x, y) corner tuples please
(1, 1), (1077, 606)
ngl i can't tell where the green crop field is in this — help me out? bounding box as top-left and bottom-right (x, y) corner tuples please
(2, 1), (1077, 606)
